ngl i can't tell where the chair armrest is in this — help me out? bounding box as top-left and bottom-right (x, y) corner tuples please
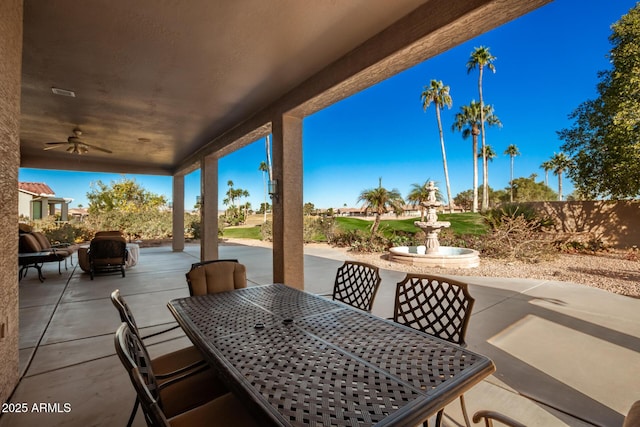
(156, 363), (209, 387)
(155, 359), (207, 380)
(141, 324), (181, 340)
(472, 410), (527, 427)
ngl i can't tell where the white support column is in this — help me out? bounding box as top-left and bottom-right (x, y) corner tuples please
(172, 174), (185, 252)
(200, 155), (219, 261)
(271, 114), (304, 289)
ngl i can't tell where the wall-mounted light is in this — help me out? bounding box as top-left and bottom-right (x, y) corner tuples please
(268, 179), (279, 201)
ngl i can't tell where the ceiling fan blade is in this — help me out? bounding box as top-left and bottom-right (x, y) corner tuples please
(43, 144), (66, 150)
(82, 142), (112, 154)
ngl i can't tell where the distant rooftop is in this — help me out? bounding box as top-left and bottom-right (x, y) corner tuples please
(19, 182), (56, 196)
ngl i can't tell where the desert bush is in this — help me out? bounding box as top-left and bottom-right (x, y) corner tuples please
(34, 219), (93, 244)
(438, 228), (484, 250)
(331, 230), (388, 253)
(316, 215), (336, 243)
(481, 214), (556, 262)
(260, 220), (272, 241)
(484, 203), (554, 231)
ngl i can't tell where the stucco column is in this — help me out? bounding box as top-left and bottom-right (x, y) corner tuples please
(60, 201), (69, 221)
(271, 114), (304, 289)
(0, 0), (22, 404)
(172, 174), (185, 252)
(200, 155), (219, 261)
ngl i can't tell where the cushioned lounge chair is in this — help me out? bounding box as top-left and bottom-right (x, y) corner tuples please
(88, 236), (127, 279)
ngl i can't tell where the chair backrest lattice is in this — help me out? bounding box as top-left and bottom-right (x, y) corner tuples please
(114, 323), (161, 405)
(393, 274), (475, 346)
(332, 261), (381, 312)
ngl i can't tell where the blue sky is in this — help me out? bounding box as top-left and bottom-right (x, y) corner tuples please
(20, 0), (637, 210)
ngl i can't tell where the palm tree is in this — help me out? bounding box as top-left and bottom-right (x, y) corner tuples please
(478, 145), (497, 194)
(357, 178), (404, 235)
(258, 161), (269, 223)
(504, 144), (520, 202)
(452, 101), (501, 212)
(549, 152), (573, 201)
(421, 80), (454, 213)
(467, 46), (496, 210)
(406, 180), (443, 221)
(540, 160), (553, 187)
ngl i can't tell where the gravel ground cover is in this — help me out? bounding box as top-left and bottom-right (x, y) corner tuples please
(349, 249), (640, 298)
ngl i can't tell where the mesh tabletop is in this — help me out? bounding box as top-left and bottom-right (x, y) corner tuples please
(168, 284), (495, 427)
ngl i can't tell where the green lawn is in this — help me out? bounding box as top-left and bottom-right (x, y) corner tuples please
(222, 225), (262, 239)
(221, 213), (487, 241)
(335, 213), (487, 236)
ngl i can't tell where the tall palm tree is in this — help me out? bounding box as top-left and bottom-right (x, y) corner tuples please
(421, 79), (454, 213)
(452, 101), (501, 212)
(406, 180), (443, 221)
(504, 144), (520, 202)
(549, 152), (573, 201)
(540, 160), (553, 187)
(467, 46), (496, 210)
(478, 145), (497, 195)
(258, 161), (269, 223)
(357, 178), (404, 235)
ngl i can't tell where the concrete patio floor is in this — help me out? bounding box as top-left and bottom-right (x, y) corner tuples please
(2, 242), (639, 427)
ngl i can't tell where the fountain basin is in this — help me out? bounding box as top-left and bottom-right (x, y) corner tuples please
(389, 246), (480, 268)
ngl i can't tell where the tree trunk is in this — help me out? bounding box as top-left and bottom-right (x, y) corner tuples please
(472, 128), (479, 213)
(478, 65), (488, 210)
(558, 172), (563, 201)
(510, 155), (514, 202)
(371, 213), (381, 235)
(435, 105), (454, 213)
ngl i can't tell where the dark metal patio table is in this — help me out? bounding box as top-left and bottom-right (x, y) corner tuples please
(168, 283), (495, 427)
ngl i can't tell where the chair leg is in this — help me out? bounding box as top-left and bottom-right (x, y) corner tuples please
(435, 408), (444, 427)
(126, 398), (139, 427)
(460, 394), (472, 427)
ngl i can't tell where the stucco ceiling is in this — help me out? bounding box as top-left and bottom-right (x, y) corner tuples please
(19, 0), (549, 175)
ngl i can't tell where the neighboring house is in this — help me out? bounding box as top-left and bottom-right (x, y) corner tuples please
(18, 182), (72, 221)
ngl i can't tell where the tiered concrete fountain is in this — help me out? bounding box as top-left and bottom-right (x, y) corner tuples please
(389, 181), (479, 268)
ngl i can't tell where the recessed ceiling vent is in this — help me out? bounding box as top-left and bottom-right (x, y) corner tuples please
(51, 87), (76, 97)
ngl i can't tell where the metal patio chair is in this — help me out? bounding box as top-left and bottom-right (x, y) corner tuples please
(330, 261), (381, 312)
(114, 323), (228, 426)
(393, 273), (475, 427)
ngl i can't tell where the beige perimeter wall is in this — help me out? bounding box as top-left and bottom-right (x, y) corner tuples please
(0, 0), (22, 404)
(528, 201), (640, 249)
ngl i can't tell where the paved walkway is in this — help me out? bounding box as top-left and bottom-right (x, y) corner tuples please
(2, 242), (639, 426)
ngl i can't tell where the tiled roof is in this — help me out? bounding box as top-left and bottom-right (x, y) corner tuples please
(18, 182), (55, 196)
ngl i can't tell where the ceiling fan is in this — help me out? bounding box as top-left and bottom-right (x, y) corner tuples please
(44, 127), (112, 154)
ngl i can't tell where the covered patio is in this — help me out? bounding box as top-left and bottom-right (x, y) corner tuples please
(2, 243), (639, 426)
(7, 0), (637, 425)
